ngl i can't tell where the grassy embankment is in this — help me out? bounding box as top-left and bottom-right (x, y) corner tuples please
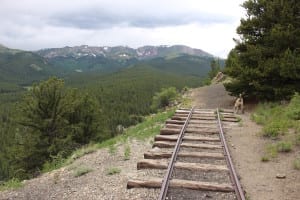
(251, 93), (300, 166)
(0, 107), (177, 191)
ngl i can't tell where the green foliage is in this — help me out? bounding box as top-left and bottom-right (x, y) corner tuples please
(0, 178), (23, 191)
(124, 145), (131, 160)
(252, 102), (290, 138)
(0, 54), (199, 182)
(261, 156), (270, 162)
(208, 59), (221, 79)
(286, 93), (300, 120)
(0, 50), (55, 89)
(225, 0), (300, 100)
(151, 87), (178, 110)
(276, 141), (292, 153)
(106, 167), (121, 175)
(42, 153), (66, 173)
(108, 145), (117, 155)
(265, 144), (278, 158)
(262, 121), (287, 138)
(73, 166), (93, 177)
(0, 77), (102, 181)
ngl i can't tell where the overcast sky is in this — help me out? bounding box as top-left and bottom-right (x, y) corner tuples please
(0, 0), (245, 58)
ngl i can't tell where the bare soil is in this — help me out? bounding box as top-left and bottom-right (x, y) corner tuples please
(1, 83), (299, 200)
(190, 83), (300, 200)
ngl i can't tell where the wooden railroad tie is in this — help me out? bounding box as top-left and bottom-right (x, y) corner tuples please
(144, 151), (224, 160)
(137, 159), (229, 172)
(127, 178), (234, 192)
(152, 141), (223, 149)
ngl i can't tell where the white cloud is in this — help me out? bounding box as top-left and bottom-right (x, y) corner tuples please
(0, 0), (245, 57)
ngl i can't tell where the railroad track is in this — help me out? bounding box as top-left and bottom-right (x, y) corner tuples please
(127, 108), (245, 200)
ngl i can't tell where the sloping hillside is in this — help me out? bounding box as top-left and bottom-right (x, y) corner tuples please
(0, 46), (55, 91)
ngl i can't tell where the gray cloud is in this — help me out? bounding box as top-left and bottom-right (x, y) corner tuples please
(0, 0), (245, 57)
(48, 8), (235, 29)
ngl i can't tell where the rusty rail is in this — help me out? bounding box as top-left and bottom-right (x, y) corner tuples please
(217, 108), (245, 200)
(158, 107), (195, 200)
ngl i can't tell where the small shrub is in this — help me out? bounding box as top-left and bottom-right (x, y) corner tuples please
(124, 145), (131, 160)
(295, 134), (300, 146)
(262, 121), (287, 138)
(42, 153), (66, 173)
(107, 167), (121, 175)
(151, 87), (178, 110)
(276, 142), (292, 152)
(286, 93), (300, 120)
(108, 145), (117, 154)
(293, 158), (300, 170)
(73, 166), (93, 177)
(261, 155), (270, 162)
(0, 178), (23, 191)
(266, 144), (278, 158)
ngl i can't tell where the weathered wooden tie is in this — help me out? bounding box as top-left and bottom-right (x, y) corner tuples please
(154, 135), (220, 142)
(153, 141), (223, 149)
(127, 178), (234, 192)
(144, 151), (224, 159)
(137, 159), (229, 172)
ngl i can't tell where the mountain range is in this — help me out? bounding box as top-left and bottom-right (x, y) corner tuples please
(0, 44), (221, 92)
(36, 45), (212, 60)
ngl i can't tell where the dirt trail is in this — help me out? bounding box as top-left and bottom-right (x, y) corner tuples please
(190, 83), (300, 200)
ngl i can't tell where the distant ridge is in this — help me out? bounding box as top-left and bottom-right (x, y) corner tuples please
(36, 45), (213, 60)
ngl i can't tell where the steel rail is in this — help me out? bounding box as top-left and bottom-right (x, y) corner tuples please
(158, 107), (195, 200)
(216, 108), (245, 200)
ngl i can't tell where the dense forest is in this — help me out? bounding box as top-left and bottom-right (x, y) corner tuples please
(0, 50), (211, 182)
(225, 0), (300, 100)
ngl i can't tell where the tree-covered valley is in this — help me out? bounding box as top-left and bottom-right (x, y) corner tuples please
(0, 44), (218, 182)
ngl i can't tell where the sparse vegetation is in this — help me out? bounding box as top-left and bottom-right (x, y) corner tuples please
(276, 142), (292, 153)
(108, 145), (117, 155)
(261, 141), (293, 161)
(73, 166), (93, 177)
(293, 158), (300, 170)
(265, 144), (278, 159)
(0, 178), (23, 191)
(261, 155), (270, 162)
(124, 145), (131, 160)
(106, 167), (121, 175)
(252, 94), (299, 140)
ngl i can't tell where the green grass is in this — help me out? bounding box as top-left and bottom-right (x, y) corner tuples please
(252, 94), (300, 138)
(106, 167), (121, 175)
(253, 94), (300, 161)
(266, 144), (278, 158)
(124, 145), (131, 160)
(262, 142), (292, 161)
(42, 108), (175, 172)
(108, 145), (117, 155)
(261, 155), (270, 162)
(276, 141), (292, 152)
(73, 166), (93, 177)
(0, 178), (23, 191)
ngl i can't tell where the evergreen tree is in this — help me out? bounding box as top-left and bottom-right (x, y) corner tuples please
(209, 59), (221, 79)
(16, 77), (101, 173)
(225, 0), (300, 100)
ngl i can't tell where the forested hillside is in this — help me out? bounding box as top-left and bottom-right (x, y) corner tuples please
(0, 46), (208, 182)
(0, 47), (55, 92)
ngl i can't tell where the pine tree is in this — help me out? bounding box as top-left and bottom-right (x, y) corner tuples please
(225, 0), (300, 100)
